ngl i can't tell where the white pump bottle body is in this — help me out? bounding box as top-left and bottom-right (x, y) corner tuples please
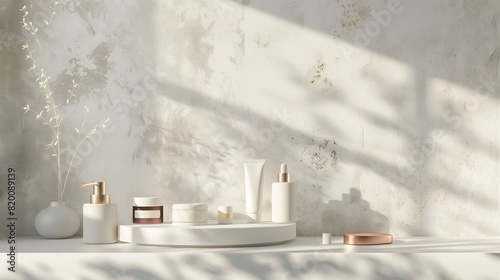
(81, 182), (118, 244)
(83, 203), (117, 244)
(272, 163), (296, 223)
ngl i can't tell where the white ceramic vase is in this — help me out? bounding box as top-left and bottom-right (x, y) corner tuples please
(35, 201), (80, 239)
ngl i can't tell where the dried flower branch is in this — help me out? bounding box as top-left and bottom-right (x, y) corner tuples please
(21, 2), (108, 201)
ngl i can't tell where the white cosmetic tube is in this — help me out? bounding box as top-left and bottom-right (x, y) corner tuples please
(244, 159), (265, 223)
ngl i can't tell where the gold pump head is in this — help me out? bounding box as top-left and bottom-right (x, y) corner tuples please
(81, 182), (110, 204)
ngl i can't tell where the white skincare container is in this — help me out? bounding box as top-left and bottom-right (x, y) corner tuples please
(272, 163), (296, 223)
(133, 197), (163, 224)
(218, 205), (233, 224)
(81, 182), (117, 244)
(244, 159), (265, 223)
(172, 203), (208, 225)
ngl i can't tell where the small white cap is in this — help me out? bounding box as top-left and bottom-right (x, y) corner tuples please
(322, 233), (331, 245)
(281, 163), (287, 173)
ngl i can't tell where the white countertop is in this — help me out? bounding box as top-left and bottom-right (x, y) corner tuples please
(4, 237), (500, 280)
(10, 236), (500, 253)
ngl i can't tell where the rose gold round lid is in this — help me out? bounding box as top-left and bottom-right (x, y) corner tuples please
(343, 232), (393, 245)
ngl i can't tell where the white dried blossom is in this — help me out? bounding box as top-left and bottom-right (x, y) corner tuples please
(20, 2), (110, 202)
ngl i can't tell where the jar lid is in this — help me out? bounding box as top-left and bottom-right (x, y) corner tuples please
(133, 197), (163, 206)
(343, 232), (393, 245)
(172, 203), (208, 210)
(218, 205), (233, 213)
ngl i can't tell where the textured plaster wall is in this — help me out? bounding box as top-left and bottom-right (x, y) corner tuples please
(1, 0), (500, 237)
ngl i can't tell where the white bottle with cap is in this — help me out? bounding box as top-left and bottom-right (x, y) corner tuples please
(81, 182), (117, 244)
(272, 163), (296, 223)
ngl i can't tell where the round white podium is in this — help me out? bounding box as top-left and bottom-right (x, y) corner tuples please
(119, 221), (296, 247)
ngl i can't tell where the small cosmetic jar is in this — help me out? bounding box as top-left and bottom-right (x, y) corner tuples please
(172, 203), (208, 225)
(218, 205), (233, 224)
(322, 233), (331, 245)
(133, 197), (164, 224)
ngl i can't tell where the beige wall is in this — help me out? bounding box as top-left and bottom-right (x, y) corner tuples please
(1, 0), (499, 236)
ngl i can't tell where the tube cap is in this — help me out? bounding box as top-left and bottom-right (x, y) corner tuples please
(247, 213), (259, 223)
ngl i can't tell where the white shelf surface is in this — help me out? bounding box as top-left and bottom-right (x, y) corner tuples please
(6, 236), (500, 253)
(2, 237), (500, 280)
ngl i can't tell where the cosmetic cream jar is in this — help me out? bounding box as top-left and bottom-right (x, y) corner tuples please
(133, 197), (164, 224)
(172, 203), (208, 225)
(218, 205), (233, 224)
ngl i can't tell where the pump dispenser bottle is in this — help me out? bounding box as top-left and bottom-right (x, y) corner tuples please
(272, 163), (296, 223)
(81, 182), (117, 244)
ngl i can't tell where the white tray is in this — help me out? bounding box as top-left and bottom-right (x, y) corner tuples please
(119, 221), (296, 247)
